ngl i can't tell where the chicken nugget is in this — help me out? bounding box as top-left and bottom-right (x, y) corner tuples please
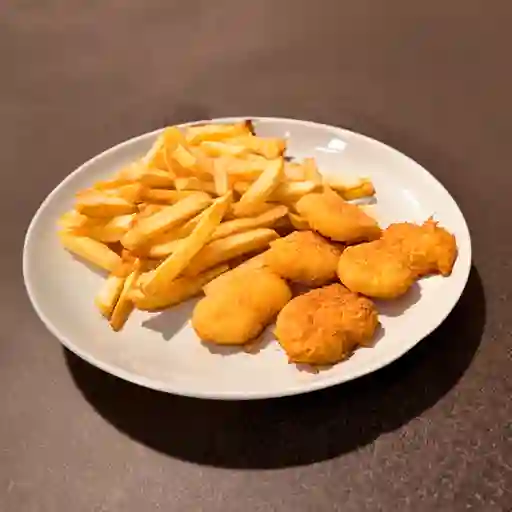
(265, 231), (342, 286)
(296, 190), (381, 243)
(337, 240), (415, 299)
(275, 284), (378, 365)
(382, 218), (457, 277)
(192, 268), (291, 345)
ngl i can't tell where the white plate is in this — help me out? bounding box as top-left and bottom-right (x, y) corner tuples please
(23, 117), (471, 400)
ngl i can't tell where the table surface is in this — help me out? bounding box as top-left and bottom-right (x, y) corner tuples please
(2, 2), (511, 511)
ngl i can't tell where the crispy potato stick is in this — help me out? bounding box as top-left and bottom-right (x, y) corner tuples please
(232, 158), (284, 217)
(142, 133), (167, 170)
(58, 210), (93, 230)
(186, 122), (252, 145)
(138, 204), (165, 217)
(73, 214), (135, 242)
(184, 228), (279, 276)
(284, 162), (307, 181)
(94, 177), (131, 191)
(131, 265), (228, 311)
(162, 127), (187, 172)
(122, 192), (212, 250)
(271, 180), (318, 203)
(288, 212), (310, 230)
(213, 161), (230, 196)
(303, 157), (323, 184)
(109, 263), (141, 331)
(59, 233), (122, 272)
(215, 156), (268, 182)
(76, 191), (137, 218)
(110, 183), (145, 203)
(141, 188), (203, 204)
(148, 205), (288, 258)
(175, 177), (216, 195)
(202, 251), (270, 295)
(228, 135), (286, 159)
(170, 145), (213, 179)
(95, 273), (126, 318)
(326, 178), (375, 200)
(143, 193), (233, 296)
(138, 168), (175, 188)
(201, 141), (248, 158)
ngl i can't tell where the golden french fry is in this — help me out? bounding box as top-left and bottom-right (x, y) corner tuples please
(59, 233), (122, 272)
(202, 251), (270, 295)
(143, 193), (233, 295)
(109, 263), (141, 331)
(137, 204), (165, 217)
(326, 177), (375, 200)
(141, 188), (203, 204)
(186, 122), (252, 145)
(58, 210), (92, 230)
(122, 192), (212, 250)
(174, 177), (216, 195)
(213, 160), (230, 196)
(200, 141), (248, 158)
(94, 177), (131, 190)
(288, 212), (310, 230)
(228, 135), (286, 159)
(270, 180), (318, 203)
(232, 157), (284, 217)
(76, 191), (136, 218)
(184, 228), (279, 276)
(161, 127), (187, 172)
(284, 162), (306, 181)
(142, 133), (167, 170)
(111, 183), (145, 203)
(131, 265), (228, 311)
(95, 273), (126, 318)
(215, 155), (268, 183)
(73, 214), (135, 242)
(303, 157), (323, 184)
(138, 168), (175, 188)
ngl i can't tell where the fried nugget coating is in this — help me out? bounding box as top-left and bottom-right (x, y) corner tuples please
(264, 230), (342, 286)
(192, 268), (291, 345)
(275, 284), (378, 365)
(337, 240), (416, 299)
(296, 191), (381, 243)
(382, 218), (457, 277)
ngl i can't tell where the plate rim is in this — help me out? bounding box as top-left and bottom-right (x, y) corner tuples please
(23, 116), (472, 400)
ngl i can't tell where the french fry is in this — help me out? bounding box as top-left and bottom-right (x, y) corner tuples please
(58, 210), (92, 230)
(228, 135), (286, 159)
(111, 183), (145, 203)
(143, 193), (233, 295)
(232, 157), (284, 217)
(186, 122), (252, 145)
(326, 177), (375, 200)
(183, 228), (279, 276)
(303, 157), (323, 184)
(215, 156), (268, 182)
(288, 212), (310, 230)
(162, 127), (187, 173)
(148, 205), (288, 258)
(270, 180), (318, 203)
(73, 214), (135, 242)
(203, 251), (270, 295)
(76, 191), (137, 218)
(142, 133), (167, 170)
(284, 162), (307, 181)
(174, 177), (216, 195)
(200, 141), (248, 158)
(130, 265), (229, 311)
(121, 192), (212, 250)
(95, 273), (126, 318)
(141, 188), (202, 204)
(59, 233), (122, 272)
(109, 262), (141, 331)
(138, 168), (176, 188)
(213, 160), (230, 196)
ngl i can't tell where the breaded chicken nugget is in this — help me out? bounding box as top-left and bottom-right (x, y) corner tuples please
(337, 240), (415, 299)
(382, 218), (457, 277)
(265, 231), (342, 286)
(275, 284), (378, 365)
(192, 268), (291, 345)
(296, 190), (381, 243)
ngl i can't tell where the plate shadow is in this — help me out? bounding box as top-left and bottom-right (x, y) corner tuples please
(64, 266), (485, 469)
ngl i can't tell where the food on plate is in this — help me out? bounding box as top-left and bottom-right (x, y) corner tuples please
(265, 231), (342, 286)
(327, 177), (375, 201)
(109, 260), (142, 331)
(382, 218), (457, 277)
(337, 240), (416, 299)
(192, 268), (291, 345)
(296, 189), (381, 243)
(275, 284), (379, 365)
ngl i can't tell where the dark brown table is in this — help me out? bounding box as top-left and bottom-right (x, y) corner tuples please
(2, 2), (511, 511)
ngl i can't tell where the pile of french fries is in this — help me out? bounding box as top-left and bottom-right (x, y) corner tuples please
(57, 121), (375, 331)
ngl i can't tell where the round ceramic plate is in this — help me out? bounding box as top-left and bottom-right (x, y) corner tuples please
(23, 117), (471, 399)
